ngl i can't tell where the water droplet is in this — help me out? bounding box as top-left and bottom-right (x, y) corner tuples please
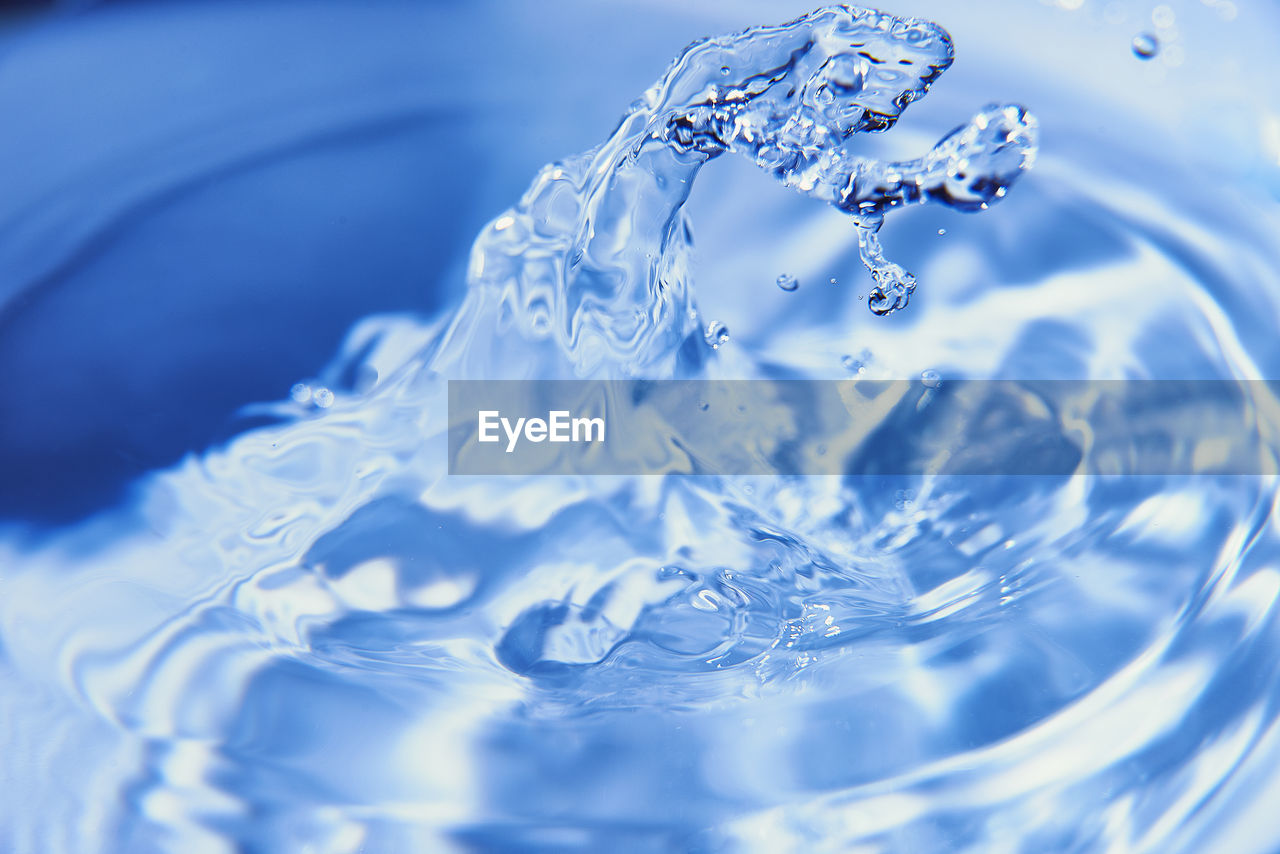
(776, 274), (799, 292)
(719, 66), (730, 76)
(841, 351), (870, 375)
(828, 277), (838, 285)
(1132, 33), (1159, 59)
(921, 370), (942, 389)
(290, 383), (312, 405)
(704, 321), (730, 349)
(937, 228), (947, 236)
(313, 387), (335, 408)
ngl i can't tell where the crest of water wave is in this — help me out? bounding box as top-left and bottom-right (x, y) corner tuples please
(431, 5), (1037, 378)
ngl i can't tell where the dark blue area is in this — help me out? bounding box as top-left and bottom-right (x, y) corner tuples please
(0, 119), (473, 521)
(0, 0), (669, 524)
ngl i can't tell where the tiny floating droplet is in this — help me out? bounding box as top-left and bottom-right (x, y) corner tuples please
(719, 66), (730, 76)
(921, 370), (942, 389)
(937, 228), (947, 236)
(776, 273), (799, 292)
(313, 387), (335, 408)
(1131, 33), (1159, 59)
(829, 277), (838, 285)
(704, 321), (730, 349)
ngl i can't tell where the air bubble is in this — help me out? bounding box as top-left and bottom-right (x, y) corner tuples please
(921, 370), (942, 388)
(1132, 33), (1159, 59)
(290, 383), (312, 405)
(313, 387), (335, 409)
(776, 274), (799, 292)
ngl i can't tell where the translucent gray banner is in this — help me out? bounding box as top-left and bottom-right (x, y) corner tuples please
(447, 380), (1280, 476)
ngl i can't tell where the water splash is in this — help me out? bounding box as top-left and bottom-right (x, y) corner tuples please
(434, 5), (1036, 377)
(3, 5), (1279, 854)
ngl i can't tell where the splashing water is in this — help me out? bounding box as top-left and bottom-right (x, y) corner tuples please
(435, 6), (1035, 377)
(3, 4), (1280, 854)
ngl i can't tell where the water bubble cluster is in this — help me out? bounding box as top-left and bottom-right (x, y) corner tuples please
(289, 382), (334, 408)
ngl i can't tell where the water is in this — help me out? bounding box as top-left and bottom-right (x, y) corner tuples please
(437, 5), (1033, 376)
(2, 2), (1280, 852)
(1132, 33), (1160, 59)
